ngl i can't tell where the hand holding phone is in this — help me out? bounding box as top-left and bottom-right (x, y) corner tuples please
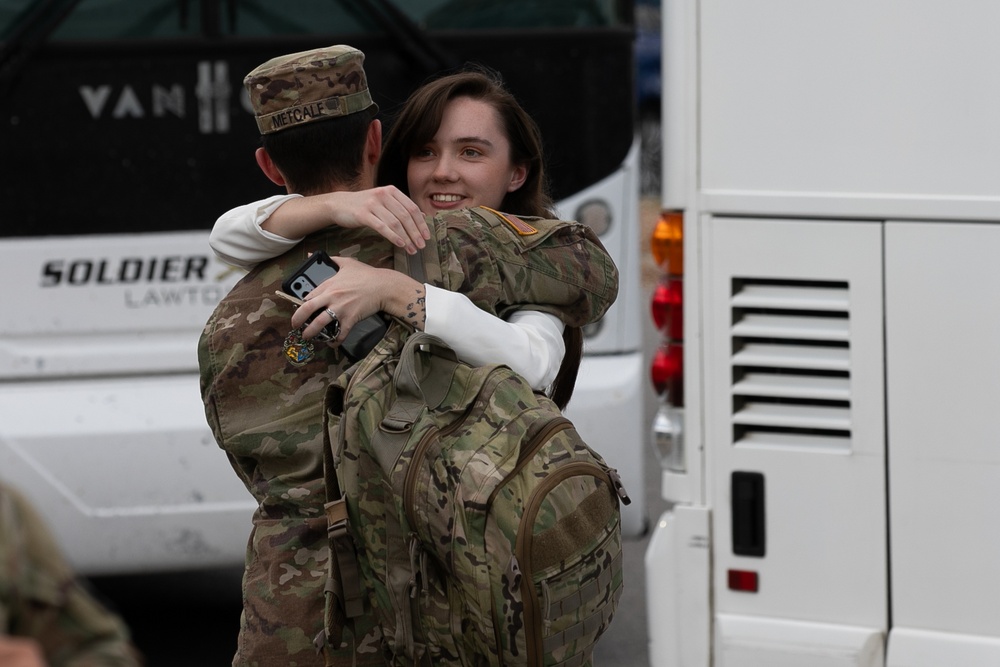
(281, 251), (389, 361)
(281, 251), (341, 341)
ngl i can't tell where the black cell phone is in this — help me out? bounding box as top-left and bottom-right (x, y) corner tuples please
(282, 251), (388, 361)
(282, 251), (339, 300)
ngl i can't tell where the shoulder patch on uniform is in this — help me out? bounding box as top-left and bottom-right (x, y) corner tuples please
(480, 206), (537, 236)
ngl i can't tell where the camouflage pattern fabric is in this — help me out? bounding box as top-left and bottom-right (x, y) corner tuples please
(245, 45), (377, 135)
(201, 227), (388, 667)
(0, 483), (142, 666)
(403, 206), (617, 326)
(198, 207), (618, 666)
(326, 329), (628, 666)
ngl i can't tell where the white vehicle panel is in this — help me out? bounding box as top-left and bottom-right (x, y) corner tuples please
(887, 629), (1000, 667)
(0, 231), (242, 378)
(0, 230), (250, 573)
(557, 140), (646, 537)
(716, 614), (883, 667)
(565, 351), (645, 537)
(885, 222), (1000, 638)
(645, 506), (710, 667)
(706, 218), (886, 625)
(0, 375), (254, 574)
(651, 0), (1000, 664)
(555, 140), (644, 356)
(699, 0), (1000, 221)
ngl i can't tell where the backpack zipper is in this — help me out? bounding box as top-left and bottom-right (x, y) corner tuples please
(401, 420), (457, 535)
(401, 368), (510, 537)
(397, 373), (571, 662)
(483, 416), (573, 664)
(486, 417), (573, 510)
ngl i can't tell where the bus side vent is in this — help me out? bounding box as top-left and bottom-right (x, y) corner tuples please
(730, 278), (851, 452)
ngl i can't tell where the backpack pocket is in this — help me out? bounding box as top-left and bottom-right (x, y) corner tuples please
(516, 461), (625, 667)
(533, 523), (623, 667)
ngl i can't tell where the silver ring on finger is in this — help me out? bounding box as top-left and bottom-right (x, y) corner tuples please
(324, 309), (341, 336)
(318, 308), (340, 341)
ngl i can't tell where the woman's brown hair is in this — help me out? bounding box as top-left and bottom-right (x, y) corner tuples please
(378, 67), (582, 409)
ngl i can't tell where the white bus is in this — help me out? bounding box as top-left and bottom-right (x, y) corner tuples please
(0, 0), (644, 575)
(645, 1), (1000, 665)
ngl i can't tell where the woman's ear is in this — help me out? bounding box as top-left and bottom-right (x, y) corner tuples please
(255, 147), (287, 187)
(507, 163), (528, 192)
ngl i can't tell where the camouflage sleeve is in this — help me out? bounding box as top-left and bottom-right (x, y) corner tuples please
(432, 208), (619, 327)
(0, 484), (142, 667)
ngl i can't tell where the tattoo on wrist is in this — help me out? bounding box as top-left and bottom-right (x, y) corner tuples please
(405, 288), (427, 330)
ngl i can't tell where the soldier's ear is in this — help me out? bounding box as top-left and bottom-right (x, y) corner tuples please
(255, 147), (287, 187)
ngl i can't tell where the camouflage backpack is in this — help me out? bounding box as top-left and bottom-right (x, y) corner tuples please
(322, 209), (630, 666)
(324, 327), (629, 666)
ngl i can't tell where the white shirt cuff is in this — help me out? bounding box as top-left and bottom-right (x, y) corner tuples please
(423, 285), (565, 390)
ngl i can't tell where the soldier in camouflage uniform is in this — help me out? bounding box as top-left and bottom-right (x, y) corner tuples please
(198, 45), (618, 666)
(0, 482), (142, 667)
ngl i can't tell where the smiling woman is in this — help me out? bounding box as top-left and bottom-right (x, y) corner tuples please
(406, 97), (528, 215)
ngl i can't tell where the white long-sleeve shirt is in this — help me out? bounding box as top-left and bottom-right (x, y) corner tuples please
(210, 195), (304, 268)
(210, 195), (566, 389)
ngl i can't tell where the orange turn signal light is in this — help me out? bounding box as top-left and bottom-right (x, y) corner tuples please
(651, 210), (684, 275)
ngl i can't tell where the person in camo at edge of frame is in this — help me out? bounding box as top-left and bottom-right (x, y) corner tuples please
(0, 481), (142, 667)
(198, 45), (618, 666)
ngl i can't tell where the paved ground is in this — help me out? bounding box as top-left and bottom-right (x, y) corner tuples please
(593, 459), (670, 666)
(593, 277), (670, 666)
(590, 193), (670, 663)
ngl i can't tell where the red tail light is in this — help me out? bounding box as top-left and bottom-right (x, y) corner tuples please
(650, 344), (683, 402)
(649, 210), (685, 403)
(651, 278), (683, 341)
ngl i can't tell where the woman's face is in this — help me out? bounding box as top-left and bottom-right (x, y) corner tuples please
(406, 96), (527, 215)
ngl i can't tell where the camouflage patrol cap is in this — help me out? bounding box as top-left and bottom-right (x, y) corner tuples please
(245, 44), (377, 135)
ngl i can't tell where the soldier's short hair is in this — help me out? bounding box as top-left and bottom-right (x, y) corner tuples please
(245, 44), (377, 136)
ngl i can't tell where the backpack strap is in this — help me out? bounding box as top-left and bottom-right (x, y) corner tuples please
(320, 227), (444, 623)
(324, 496), (364, 618)
(393, 216), (445, 287)
(322, 385), (366, 620)
(368, 333), (459, 475)
(399, 247), (427, 284)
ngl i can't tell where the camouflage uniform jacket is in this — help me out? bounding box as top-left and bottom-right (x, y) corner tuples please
(0, 483), (142, 667)
(198, 207), (618, 666)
